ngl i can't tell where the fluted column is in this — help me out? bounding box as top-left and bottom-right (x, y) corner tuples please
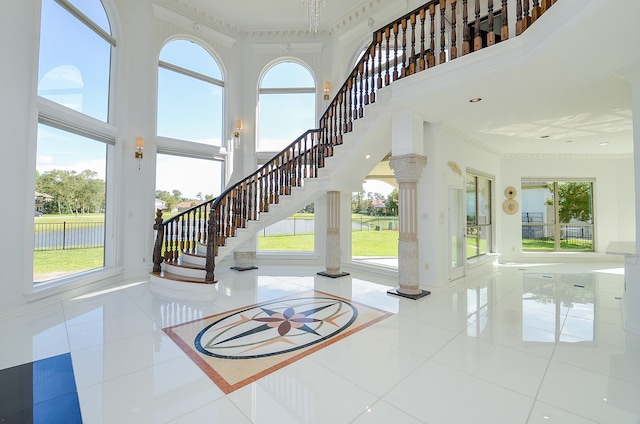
(318, 191), (349, 278)
(389, 153), (430, 299)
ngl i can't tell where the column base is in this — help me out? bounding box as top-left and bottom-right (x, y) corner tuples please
(387, 287), (431, 300)
(230, 266), (258, 272)
(317, 271), (350, 278)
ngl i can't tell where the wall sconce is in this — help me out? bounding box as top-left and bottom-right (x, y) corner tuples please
(323, 81), (330, 100)
(234, 120), (243, 138)
(135, 137), (144, 169)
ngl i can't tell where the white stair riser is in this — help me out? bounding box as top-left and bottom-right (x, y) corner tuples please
(181, 253), (207, 266)
(164, 262), (206, 279)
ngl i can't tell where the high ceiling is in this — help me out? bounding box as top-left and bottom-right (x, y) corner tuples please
(166, 0), (636, 157)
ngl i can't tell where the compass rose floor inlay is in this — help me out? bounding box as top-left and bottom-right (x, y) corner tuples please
(163, 290), (392, 394)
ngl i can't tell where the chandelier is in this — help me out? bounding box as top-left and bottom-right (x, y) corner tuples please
(303, 0), (325, 33)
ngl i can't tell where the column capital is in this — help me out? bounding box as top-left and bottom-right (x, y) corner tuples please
(389, 154), (428, 183)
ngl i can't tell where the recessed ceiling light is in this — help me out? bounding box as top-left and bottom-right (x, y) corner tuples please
(469, 97), (482, 103)
(365, 154), (371, 159)
(599, 141), (609, 146)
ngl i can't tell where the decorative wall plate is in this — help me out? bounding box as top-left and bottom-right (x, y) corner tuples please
(504, 186), (517, 199)
(503, 199), (519, 215)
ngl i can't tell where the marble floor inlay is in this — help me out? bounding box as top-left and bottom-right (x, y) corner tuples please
(163, 290), (392, 393)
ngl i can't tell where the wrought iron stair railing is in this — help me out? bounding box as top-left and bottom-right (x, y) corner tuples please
(152, 0), (558, 283)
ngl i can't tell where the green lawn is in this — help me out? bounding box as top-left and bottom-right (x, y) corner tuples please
(33, 215), (105, 281)
(258, 230), (399, 256)
(35, 213), (105, 223)
(522, 238), (593, 250)
(33, 247), (104, 280)
(258, 234), (314, 251)
(352, 230), (398, 256)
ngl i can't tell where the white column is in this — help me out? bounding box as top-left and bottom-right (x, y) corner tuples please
(389, 153), (429, 298)
(318, 191), (349, 278)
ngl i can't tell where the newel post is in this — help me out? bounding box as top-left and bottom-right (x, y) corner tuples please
(205, 208), (217, 283)
(152, 209), (164, 273)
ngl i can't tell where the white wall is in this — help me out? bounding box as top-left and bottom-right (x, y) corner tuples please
(415, 126), (634, 288)
(499, 155), (634, 262)
(0, 0), (39, 312)
(418, 123), (502, 288)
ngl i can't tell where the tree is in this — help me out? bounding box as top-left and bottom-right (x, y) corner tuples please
(385, 189), (398, 216)
(556, 182), (592, 223)
(352, 191), (365, 213)
(36, 169), (105, 214)
(156, 190), (180, 211)
(298, 202), (314, 214)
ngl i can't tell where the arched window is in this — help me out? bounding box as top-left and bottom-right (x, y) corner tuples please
(258, 62), (316, 152)
(35, 0), (115, 284)
(157, 40), (224, 146)
(38, 0), (113, 121)
(156, 40), (226, 205)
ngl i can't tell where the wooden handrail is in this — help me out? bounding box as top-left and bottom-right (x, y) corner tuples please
(152, 0), (557, 282)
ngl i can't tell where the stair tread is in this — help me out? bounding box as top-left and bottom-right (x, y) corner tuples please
(150, 270), (216, 284)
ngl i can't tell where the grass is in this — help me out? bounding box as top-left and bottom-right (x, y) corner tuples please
(522, 238), (593, 250)
(33, 247), (104, 278)
(258, 234), (314, 251)
(258, 230), (400, 256)
(352, 230), (398, 256)
(35, 213), (105, 223)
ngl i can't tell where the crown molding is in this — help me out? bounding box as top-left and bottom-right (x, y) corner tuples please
(152, 1), (237, 47)
(251, 43), (324, 55)
(153, 0), (396, 39)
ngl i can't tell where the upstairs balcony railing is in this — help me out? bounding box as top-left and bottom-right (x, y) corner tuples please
(152, 0), (558, 282)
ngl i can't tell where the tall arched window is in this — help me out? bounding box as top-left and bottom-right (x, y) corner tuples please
(156, 40), (226, 206)
(35, 0), (116, 284)
(157, 40), (223, 145)
(38, 0), (113, 121)
(258, 62), (316, 152)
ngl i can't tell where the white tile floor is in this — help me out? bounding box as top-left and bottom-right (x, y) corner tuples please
(1, 262), (640, 423)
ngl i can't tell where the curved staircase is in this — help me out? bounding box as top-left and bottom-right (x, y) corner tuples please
(150, 0), (559, 285)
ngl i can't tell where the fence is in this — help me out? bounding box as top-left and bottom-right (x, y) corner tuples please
(261, 218), (315, 237)
(352, 217), (399, 232)
(34, 222), (105, 251)
(259, 216), (399, 237)
(522, 223), (593, 250)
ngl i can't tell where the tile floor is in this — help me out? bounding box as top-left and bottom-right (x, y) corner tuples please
(1, 262), (639, 423)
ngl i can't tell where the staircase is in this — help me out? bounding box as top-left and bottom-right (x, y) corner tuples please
(150, 0), (559, 285)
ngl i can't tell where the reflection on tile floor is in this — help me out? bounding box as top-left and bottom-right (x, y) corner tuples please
(1, 262), (639, 423)
(0, 353), (81, 423)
